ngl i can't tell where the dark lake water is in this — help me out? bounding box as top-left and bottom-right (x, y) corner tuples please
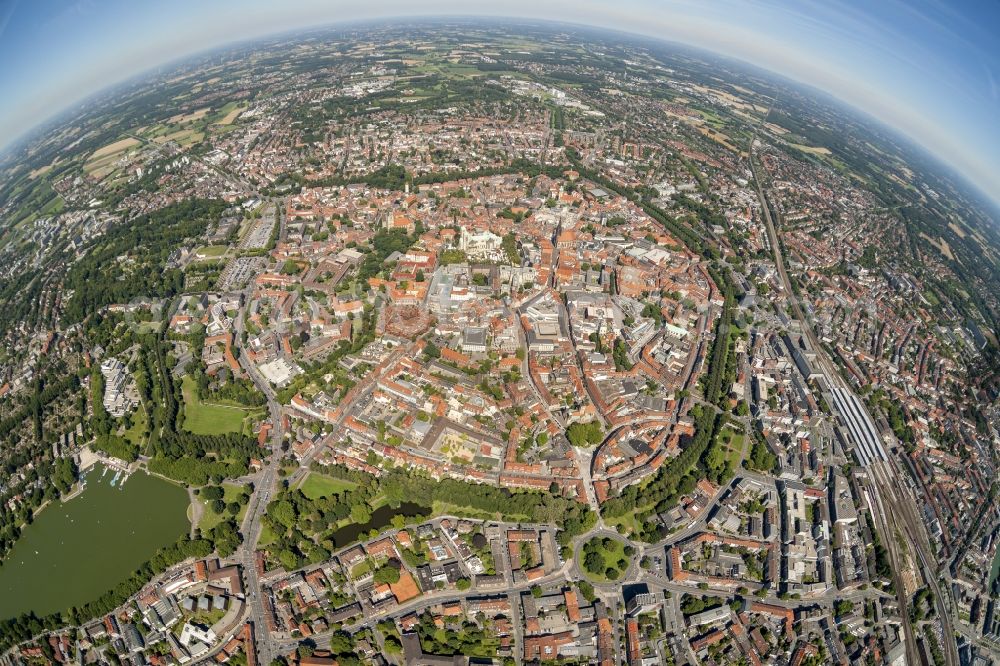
(329, 501), (430, 549)
(0, 464), (189, 619)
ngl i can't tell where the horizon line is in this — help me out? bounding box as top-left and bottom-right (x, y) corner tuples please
(2, 13), (998, 215)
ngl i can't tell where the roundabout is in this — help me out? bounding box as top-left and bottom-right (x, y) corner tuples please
(576, 531), (639, 585)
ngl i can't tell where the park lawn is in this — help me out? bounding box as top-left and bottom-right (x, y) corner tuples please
(350, 559), (373, 580)
(198, 483), (248, 532)
(181, 375), (251, 435)
(257, 524), (277, 548)
(173, 609), (224, 637)
(725, 436), (745, 468)
(606, 510), (646, 540)
(431, 500), (530, 523)
(719, 428), (746, 468)
(296, 472), (357, 500)
(195, 245), (229, 258)
(241, 413), (266, 437)
(123, 406), (147, 447)
(581, 537), (630, 584)
(605, 472), (660, 538)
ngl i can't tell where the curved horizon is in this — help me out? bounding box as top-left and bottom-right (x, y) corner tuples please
(1, 1), (998, 207)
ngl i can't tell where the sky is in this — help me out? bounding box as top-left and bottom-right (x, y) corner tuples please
(1, 0), (998, 203)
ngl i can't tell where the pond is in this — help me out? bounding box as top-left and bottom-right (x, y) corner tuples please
(329, 501), (431, 549)
(990, 539), (1000, 594)
(0, 464), (190, 620)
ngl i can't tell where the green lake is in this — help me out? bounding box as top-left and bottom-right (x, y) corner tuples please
(0, 464), (190, 620)
(990, 540), (1000, 593)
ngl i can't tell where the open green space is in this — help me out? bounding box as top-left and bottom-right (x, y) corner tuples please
(603, 473), (658, 538)
(350, 559), (373, 580)
(296, 472), (358, 500)
(261, 464), (593, 570)
(431, 500), (530, 523)
(580, 535), (632, 583)
(718, 427), (745, 468)
(197, 482), (249, 532)
(180, 375), (255, 435)
(606, 511), (644, 539)
(0, 464), (189, 620)
(123, 405), (148, 447)
(257, 523), (277, 548)
(411, 612), (500, 658)
(195, 245), (229, 258)
(173, 609), (224, 637)
(210, 102), (247, 125)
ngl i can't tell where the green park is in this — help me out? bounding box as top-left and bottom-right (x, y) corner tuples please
(580, 535), (634, 583)
(180, 375), (261, 436)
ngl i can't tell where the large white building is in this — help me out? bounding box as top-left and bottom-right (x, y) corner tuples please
(459, 226), (503, 261)
(100, 357), (137, 418)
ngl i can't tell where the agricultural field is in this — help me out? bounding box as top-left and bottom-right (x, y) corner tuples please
(83, 136), (142, 179)
(167, 107), (211, 124)
(212, 102), (246, 125)
(90, 137), (141, 160)
(787, 142), (832, 155)
(152, 128), (204, 147)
